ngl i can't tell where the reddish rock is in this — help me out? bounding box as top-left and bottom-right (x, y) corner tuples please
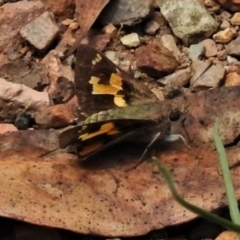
(0, 1), (46, 54)
(134, 40), (179, 78)
(0, 53), (9, 67)
(88, 33), (111, 51)
(0, 124), (18, 134)
(225, 72), (240, 86)
(216, 0), (240, 12)
(0, 78), (50, 120)
(41, 50), (74, 102)
(102, 23), (118, 39)
(35, 104), (77, 129)
(43, 0), (75, 18)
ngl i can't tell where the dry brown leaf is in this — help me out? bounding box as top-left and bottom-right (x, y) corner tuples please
(172, 86), (240, 148)
(62, 0), (110, 59)
(75, 0), (109, 31)
(1, 87), (240, 237)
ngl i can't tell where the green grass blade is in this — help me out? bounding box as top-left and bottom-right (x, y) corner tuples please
(153, 158), (240, 233)
(213, 119), (240, 225)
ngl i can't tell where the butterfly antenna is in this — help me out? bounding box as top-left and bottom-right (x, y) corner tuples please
(112, 17), (123, 50)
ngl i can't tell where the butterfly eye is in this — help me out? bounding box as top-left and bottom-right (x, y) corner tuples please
(168, 109), (181, 122)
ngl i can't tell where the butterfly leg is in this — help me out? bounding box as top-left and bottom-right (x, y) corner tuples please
(126, 132), (162, 172)
(165, 134), (191, 149)
(126, 133), (191, 172)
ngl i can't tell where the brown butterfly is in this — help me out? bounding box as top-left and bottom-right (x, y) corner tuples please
(58, 45), (186, 162)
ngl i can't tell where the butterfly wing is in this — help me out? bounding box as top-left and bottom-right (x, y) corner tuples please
(75, 44), (157, 118)
(58, 101), (171, 153)
(75, 119), (168, 160)
(59, 44), (170, 160)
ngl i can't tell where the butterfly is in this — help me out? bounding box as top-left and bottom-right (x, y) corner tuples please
(58, 44), (187, 163)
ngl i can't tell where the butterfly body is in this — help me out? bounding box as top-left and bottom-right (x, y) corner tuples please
(82, 100), (171, 124)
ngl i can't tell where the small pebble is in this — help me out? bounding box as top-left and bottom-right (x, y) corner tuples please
(120, 33), (140, 47)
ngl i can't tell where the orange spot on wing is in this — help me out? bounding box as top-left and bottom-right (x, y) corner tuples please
(114, 95), (127, 107)
(89, 72), (127, 106)
(92, 84), (119, 95)
(79, 141), (103, 157)
(89, 76), (100, 84)
(79, 123), (119, 141)
(110, 73), (123, 89)
(89, 73), (123, 95)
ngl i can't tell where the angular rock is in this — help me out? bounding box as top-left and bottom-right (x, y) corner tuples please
(201, 39), (217, 57)
(204, 0), (220, 12)
(99, 0), (154, 26)
(0, 78), (50, 120)
(144, 20), (160, 35)
(220, 20), (231, 29)
(191, 64), (225, 91)
(0, 124), (18, 134)
(102, 23), (118, 39)
(151, 11), (167, 28)
(20, 11), (59, 51)
(226, 35), (240, 56)
(156, 0), (219, 45)
(159, 68), (191, 86)
(227, 56), (238, 64)
(228, 63), (240, 74)
(120, 33), (140, 47)
(0, 1), (45, 54)
(213, 28), (236, 43)
(35, 104), (76, 129)
(216, 0), (240, 12)
(230, 12), (240, 25)
(225, 72), (240, 87)
(160, 34), (182, 62)
(191, 59), (211, 83)
(41, 50), (74, 103)
(215, 231), (239, 240)
(135, 40), (179, 78)
(217, 50), (227, 60)
(42, 0), (74, 17)
(221, 11), (232, 20)
(104, 51), (120, 66)
(188, 43), (205, 61)
(69, 22), (79, 30)
(159, 68), (191, 98)
(61, 18), (73, 26)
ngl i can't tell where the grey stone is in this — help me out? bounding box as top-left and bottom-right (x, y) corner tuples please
(144, 20), (160, 35)
(99, 0), (154, 26)
(0, 1), (45, 53)
(156, 0), (219, 45)
(226, 35), (240, 57)
(191, 63), (225, 91)
(188, 43), (205, 61)
(20, 11), (59, 51)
